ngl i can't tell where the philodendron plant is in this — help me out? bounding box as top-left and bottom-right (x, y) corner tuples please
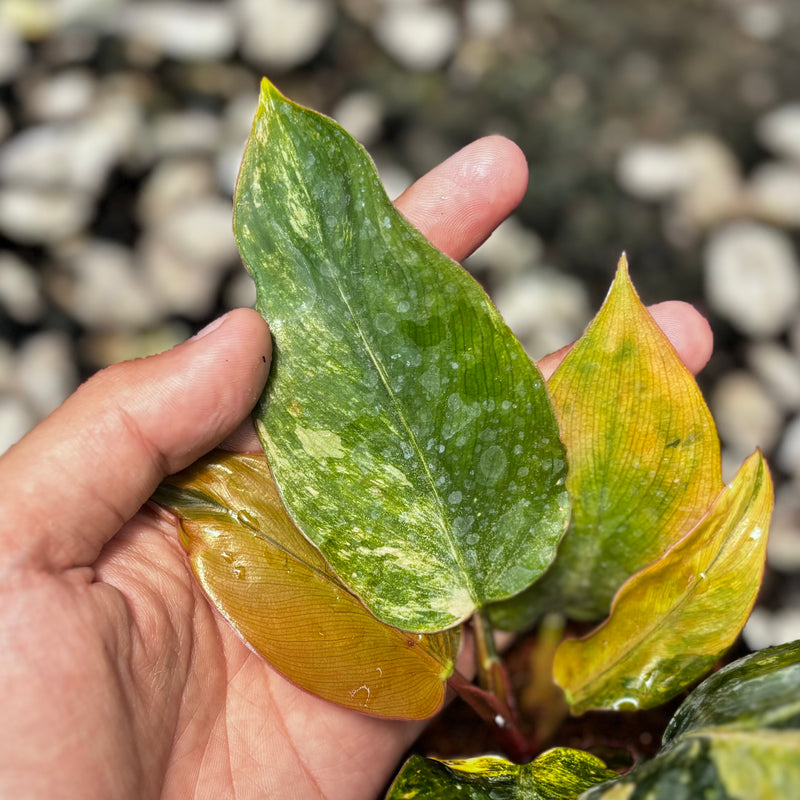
(154, 80), (800, 798)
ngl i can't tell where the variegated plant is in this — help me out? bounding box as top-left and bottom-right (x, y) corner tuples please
(154, 80), (794, 799)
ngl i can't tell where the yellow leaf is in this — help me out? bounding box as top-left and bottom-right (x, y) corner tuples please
(553, 450), (773, 714)
(157, 450), (460, 720)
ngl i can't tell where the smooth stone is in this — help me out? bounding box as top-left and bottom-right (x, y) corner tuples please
(765, 479), (800, 571)
(0, 395), (36, 455)
(710, 370), (783, 458)
(744, 607), (800, 651)
(374, 4), (460, 71)
(50, 239), (162, 330)
(136, 157), (217, 228)
(0, 20), (28, 84)
(0, 252), (43, 324)
(465, 0), (513, 38)
(14, 331), (78, 418)
(757, 103), (800, 163)
(333, 91), (384, 147)
(150, 110), (221, 158)
(747, 342), (800, 412)
(237, 0), (335, 70)
(746, 161), (800, 228)
(0, 186), (92, 244)
(776, 415), (800, 476)
(223, 270), (257, 311)
(23, 68), (96, 122)
(705, 222), (800, 337)
(616, 141), (690, 201)
(492, 268), (591, 360)
(81, 323), (191, 369)
(116, 2), (237, 62)
(465, 215), (543, 277)
(672, 134), (744, 229)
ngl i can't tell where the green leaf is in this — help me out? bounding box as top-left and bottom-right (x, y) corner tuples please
(155, 450), (459, 720)
(491, 257), (723, 630)
(553, 449), (772, 714)
(386, 749), (617, 800)
(582, 642), (800, 799)
(664, 640), (800, 741)
(233, 79), (569, 633)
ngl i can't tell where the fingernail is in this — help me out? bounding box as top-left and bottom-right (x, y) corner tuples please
(190, 312), (230, 341)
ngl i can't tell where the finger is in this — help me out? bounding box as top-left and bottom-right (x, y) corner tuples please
(394, 135), (528, 262)
(537, 300), (714, 380)
(0, 308), (271, 572)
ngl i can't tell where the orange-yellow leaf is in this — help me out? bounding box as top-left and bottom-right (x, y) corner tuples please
(553, 450), (773, 714)
(491, 256), (723, 629)
(156, 450), (460, 720)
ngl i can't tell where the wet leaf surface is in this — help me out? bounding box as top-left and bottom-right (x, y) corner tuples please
(553, 450), (772, 714)
(386, 748), (616, 799)
(492, 257), (723, 630)
(155, 450), (459, 719)
(233, 79), (569, 632)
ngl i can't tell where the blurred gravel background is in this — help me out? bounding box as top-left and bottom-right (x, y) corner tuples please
(1, 0), (799, 648)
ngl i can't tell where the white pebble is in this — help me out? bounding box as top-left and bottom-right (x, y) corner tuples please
(333, 92), (384, 147)
(705, 222), (800, 337)
(466, 216), (543, 277)
(744, 607), (800, 651)
(757, 103), (800, 163)
(0, 21), (28, 84)
(746, 161), (800, 228)
(0, 394), (36, 455)
(116, 2), (238, 62)
(747, 342), (800, 412)
(0, 253), (43, 324)
(465, 0), (513, 38)
(776, 415), (800, 476)
(50, 239), (162, 330)
(765, 479), (800, 571)
(24, 69), (96, 122)
(0, 186), (92, 244)
(14, 331), (78, 418)
(616, 141), (690, 201)
(710, 370), (783, 458)
(374, 4), (460, 72)
(237, 0), (335, 70)
(136, 157), (217, 228)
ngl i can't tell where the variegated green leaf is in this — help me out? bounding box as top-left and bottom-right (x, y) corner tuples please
(582, 641), (800, 799)
(386, 749), (617, 799)
(155, 450), (459, 719)
(553, 449), (772, 714)
(491, 257), (723, 630)
(233, 79), (569, 633)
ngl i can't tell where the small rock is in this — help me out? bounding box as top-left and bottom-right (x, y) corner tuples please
(710, 370), (783, 458)
(150, 110), (221, 158)
(23, 68), (96, 122)
(116, 2), (237, 62)
(374, 4), (460, 72)
(466, 216), (543, 277)
(672, 134), (744, 229)
(0, 186), (93, 244)
(333, 91), (384, 147)
(157, 197), (237, 270)
(465, 0), (513, 39)
(237, 0), (335, 71)
(0, 21), (28, 84)
(747, 342), (800, 412)
(81, 323), (191, 369)
(765, 479), (800, 571)
(492, 268), (591, 360)
(137, 157), (217, 228)
(776, 415), (800, 476)
(14, 331), (78, 418)
(0, 253), (43, 324)
(223, 270), (257, 311)
(373, 157), (413, 201)
(744, 607), (800, 651)
(705, 222), (800, 337)
(616, 141), (690, 201)
(757, 103), (800, 163)
(746, 161), (800, 228)
(0, 394), (36, 454)
(49, 239), (162, 330)
(734, 3), (783, 41)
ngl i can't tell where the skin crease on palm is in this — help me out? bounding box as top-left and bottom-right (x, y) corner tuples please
(0, 136), (713, 800)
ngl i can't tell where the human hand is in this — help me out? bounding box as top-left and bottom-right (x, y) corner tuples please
(0, 136), (712, 800)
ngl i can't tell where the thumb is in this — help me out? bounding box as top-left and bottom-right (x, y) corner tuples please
(0, 308), (271, 573)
